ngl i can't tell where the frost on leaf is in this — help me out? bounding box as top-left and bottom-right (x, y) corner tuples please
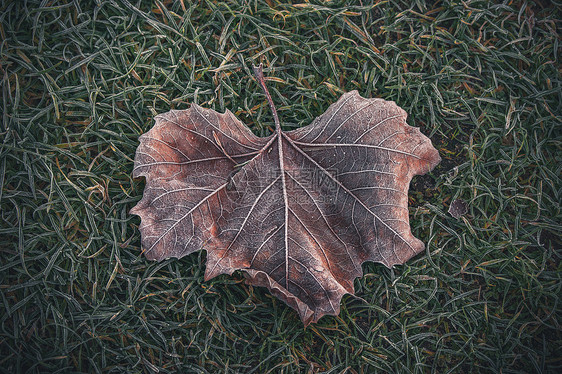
(131, 74), (441, 325)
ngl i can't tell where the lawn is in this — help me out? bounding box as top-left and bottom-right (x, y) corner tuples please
(0, 0), (560, 373)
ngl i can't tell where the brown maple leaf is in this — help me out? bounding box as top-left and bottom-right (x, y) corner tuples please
(131, 66), (441, 325)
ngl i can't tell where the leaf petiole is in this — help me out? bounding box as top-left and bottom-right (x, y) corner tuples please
(253, 63), (281, 133)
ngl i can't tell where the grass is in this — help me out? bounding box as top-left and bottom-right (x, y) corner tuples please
(0, 0), (560, 372)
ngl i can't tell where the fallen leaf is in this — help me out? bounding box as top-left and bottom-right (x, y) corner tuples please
(448, 198), (468, 219)
(132, 67), (441, 325)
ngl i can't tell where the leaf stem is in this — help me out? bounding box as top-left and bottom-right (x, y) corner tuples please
(253, 63), (281, 133)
